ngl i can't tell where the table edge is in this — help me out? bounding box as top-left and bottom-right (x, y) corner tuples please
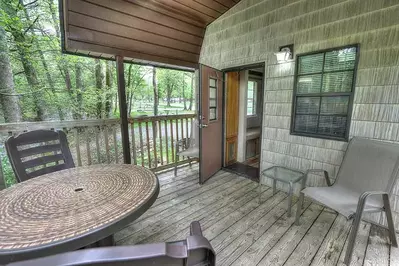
(0, 173), (160, 264)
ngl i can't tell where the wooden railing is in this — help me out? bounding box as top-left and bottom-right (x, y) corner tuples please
(0, 113), (196, 188)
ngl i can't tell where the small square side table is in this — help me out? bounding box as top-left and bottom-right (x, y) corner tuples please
(259, 166), (305, 217)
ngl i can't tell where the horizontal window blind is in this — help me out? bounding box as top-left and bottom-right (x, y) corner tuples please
(291, 45), (358, 140)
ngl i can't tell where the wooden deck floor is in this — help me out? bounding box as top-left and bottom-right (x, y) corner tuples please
(114, 164), (399, 266)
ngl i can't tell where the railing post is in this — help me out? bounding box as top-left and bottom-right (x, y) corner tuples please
(0, 152), (6, 190)
(116, 56), (131, 164)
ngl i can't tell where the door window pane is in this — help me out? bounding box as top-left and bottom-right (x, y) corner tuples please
(209, 108), (217, 120)
(209, 78), (217, 121)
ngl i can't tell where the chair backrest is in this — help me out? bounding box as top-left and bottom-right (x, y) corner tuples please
(189, 119), (200, 148)
(7, 221), (215, 266)
(336, 137), (399, 193)
(5, 130), (75, 182)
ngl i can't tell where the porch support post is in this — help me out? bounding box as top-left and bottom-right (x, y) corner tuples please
(116, 56), (131, 164)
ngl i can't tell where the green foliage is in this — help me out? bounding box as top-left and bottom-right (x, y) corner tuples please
(0, 147), (16, 187)
(0, 0), (195, 123)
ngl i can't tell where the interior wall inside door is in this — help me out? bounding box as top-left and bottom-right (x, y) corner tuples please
(224, 72), (240, 166)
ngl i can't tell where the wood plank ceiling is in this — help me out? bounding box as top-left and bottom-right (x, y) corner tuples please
(60, 0), (240, 69)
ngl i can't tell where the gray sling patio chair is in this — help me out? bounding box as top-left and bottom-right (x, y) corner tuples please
(7, 221), (215, 266)
(5, 130), (75, 182)
(175, 119), (199, 176)
(295, 137), (398, 265)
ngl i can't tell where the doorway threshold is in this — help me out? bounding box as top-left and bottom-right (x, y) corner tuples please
(223, 162), (259, 182)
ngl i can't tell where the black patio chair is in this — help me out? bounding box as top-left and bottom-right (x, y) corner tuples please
(7, 221), (215, 266)
(5, 129), (75, 182)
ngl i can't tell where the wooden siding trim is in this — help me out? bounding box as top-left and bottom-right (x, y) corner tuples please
(83, 0), (205, 37)
(128, 0), (205, 28)
(62, 0), (70, 49)
(68, 40), (198, 68)
(214, 0), (238, 8)
(172, 0), (221, 18)
(155, 0), (215, 23)
(192, 0), (228, 13)
(68, 12), (201, 54)
(68, 26), (199, 63)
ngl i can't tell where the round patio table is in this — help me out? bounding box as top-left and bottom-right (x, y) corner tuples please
(0, 164), (159, 264)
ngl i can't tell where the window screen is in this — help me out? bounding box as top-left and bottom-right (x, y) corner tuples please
(291, 45), (358, 140)
(209, 78), (217, 121)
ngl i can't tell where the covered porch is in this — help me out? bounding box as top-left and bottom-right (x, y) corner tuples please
(1, 0), (399, 265)
(116, 164), (399, 266)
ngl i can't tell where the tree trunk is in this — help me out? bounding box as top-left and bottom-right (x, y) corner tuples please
(0, 26), (21, 122)
(95, 59), (104, 119)
(74, 61), (83, 120)
(127, 64), (132, 116)
(3, 1), (47, 121)
(189, 73), (194, 111)
(153, 67), (158, 116)
(17, 41), (47, 121)
(128, 92), (134, 117)
(47, 0), (61, 38)
(114, 93), (118, 114)
(23, 3), (64, 120)
(166, 86), (172, 107)
(105, 61), (113, 118)
(182, 74), (187, 110)
(47, 0), (75, 118)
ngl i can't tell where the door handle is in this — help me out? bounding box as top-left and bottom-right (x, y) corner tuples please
(199, 123), (208, 128)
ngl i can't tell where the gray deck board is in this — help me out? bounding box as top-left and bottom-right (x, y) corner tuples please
(115, 165), (399, 265)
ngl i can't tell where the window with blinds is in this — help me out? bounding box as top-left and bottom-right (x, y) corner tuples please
(291, 45), (358, 141)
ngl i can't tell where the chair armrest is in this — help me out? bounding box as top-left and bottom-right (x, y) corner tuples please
(359, 191), (388, 202)
(304, 169), (332, 187)
(352, 191), (389, 219)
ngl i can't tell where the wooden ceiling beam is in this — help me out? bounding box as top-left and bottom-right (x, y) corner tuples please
(67, 40), (199, 69)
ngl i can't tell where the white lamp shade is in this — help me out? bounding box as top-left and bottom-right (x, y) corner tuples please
(274, 49), (292, 63)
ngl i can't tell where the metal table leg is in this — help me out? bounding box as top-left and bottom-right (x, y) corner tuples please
(287, 182), (293, 217)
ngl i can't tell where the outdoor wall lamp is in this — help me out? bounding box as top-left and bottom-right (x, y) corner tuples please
(275, 45), (294, 63)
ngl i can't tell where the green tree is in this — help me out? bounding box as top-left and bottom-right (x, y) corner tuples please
(0, 25), (21, 122)
(157, 69), (183, 107)
(1, 0), (48, 121)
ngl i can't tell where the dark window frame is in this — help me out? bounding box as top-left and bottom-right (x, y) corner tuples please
(290, 44), (360, 142)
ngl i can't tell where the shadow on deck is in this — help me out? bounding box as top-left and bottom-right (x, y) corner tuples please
(114, 164), (399, 266)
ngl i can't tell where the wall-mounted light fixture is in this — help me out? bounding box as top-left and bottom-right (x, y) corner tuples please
(274, 44), (294, 63)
